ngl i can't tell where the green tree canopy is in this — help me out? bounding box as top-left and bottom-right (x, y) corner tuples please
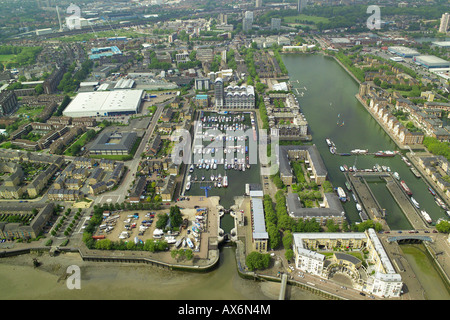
(245, 251), (271, 271)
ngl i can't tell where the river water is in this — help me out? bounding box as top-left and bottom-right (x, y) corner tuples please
(0, 247), (323, 300)
(281, 53), (447, 227)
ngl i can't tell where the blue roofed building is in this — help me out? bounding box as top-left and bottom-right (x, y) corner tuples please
(89, 46), (122, 60)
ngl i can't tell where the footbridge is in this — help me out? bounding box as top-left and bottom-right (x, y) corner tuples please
(279, 273), (288, 300)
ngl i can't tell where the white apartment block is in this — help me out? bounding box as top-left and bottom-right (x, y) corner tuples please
(439, 13), (449, 33)
(292, 229), (403, 298)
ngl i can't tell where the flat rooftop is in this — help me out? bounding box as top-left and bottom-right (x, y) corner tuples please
(279, 145), (328, 178)
(415, 55), (449, 66)
(432, 41), (450, 48)
(90, 131), (137, 153)
(63, 90), (143, 117)
(388, 46), (419, 56)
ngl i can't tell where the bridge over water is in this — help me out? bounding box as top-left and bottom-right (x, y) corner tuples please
(387, 235), (433, 243)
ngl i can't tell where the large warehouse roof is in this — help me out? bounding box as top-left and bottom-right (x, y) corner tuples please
(63, 90), (144, 117)
(388, 46), (419, 57)
(414, 55), (450, 68)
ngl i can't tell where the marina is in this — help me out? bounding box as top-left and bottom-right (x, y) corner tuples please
(182, 111), (261, 209)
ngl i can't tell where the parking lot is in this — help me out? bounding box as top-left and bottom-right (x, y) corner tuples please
(93, 209), (167, 243)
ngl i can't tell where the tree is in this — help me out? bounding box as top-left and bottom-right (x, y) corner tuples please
(95, 239), (113, 250)
(282, 231), (293, 250)
(246, 252), (270, 271)
(267, 223), (281, 249)
(185, 249), (194, 260)
(326, 219), (340, 232)
(126, 241), (136, 250)
(436, 220), (450, 233)
(285, 249), (294, 262)
(156, 213), (169, 229)
(169, 205), (183, 229)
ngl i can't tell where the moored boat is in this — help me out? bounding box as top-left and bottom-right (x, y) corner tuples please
(428, 187), (436, 196)
(411, 197), (420, 209)
(223, 175), (228, 187)
(375, 151), (396, 157)
(401, 156), (411, 166)
(420, 210), (432, 224)
(351, 149), (368, 154)
(400, 180), (412, 196)
(410, 167), (421, 178)
(393, 172), (400, 180)
(345, 181), (352, 191)
(336, 187), (347, 202)
(435, 197), (447, 210)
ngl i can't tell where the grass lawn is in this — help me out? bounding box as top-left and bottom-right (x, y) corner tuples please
(90, 154), (133, 161)
(0, 54), (16, 63)
(64, 131), (90, 156)
(283, 14), (329, 24)
(56, 29), (145, 42)
(15, 105), (44, 119)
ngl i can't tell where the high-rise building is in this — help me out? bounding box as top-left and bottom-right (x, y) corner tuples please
(214, 77), (224, 108)
(439, 13), (449, 33)
(298, 0), (307, 13)
(0, 91), (18, 116)
(195, 78), (211, 91)
(244, 11), (254, 23)
(243, 17), (253, 32)
(255, 0), (262, 8)
(271, 18), (281, 30)
(218, 13), (227, 25)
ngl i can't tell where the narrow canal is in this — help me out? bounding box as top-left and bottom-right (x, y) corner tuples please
(282, 53), (447, 228)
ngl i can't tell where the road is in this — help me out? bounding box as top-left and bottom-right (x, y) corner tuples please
(94, 104), (165, 205)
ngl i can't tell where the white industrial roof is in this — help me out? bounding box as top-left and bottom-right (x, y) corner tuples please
(388, 46), (419, 55)
(432, 41), (450, 47)
(415, 55), (449, 65)
(114, 78), (135, 89)
(80, 81), (99, 87)
(63, 90), (143, 117)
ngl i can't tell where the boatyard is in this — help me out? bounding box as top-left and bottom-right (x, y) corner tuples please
(88, 196), (222, 261)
